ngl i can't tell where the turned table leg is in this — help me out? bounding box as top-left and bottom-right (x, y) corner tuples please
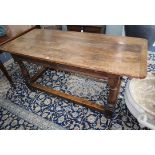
(105, 76), (121, 117)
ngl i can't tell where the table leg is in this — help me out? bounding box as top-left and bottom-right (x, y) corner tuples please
(13, 56), (32, 90)
(0, 60), (14, 87)
(105, 76), (121, 117)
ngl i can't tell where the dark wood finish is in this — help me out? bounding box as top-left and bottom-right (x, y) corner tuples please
(0, 29), (148, 116)
(13, 56), (31, 87)
(67, 25), (105, 33)
(67, 25), (81, 32)
(84, 26), (104, 33)
(104, 77), (121, 117)
(30, 66), (48, 83)
(107, 77), (121, 109)
(31, 82), (105, 113)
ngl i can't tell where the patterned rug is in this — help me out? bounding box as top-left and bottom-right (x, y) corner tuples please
(0, 51), (155, 130)
(0, 106), (39, 130)
(0, 98), (64, 130)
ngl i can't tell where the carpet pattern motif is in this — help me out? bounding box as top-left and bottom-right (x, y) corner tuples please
(0, 106), (38, 130)
(0, 98), (64, 130)
(0, 51), (155, 130)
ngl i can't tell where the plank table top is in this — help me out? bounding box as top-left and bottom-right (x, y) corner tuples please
(0, 29), (148, 78)
(0, 25), (35, 53)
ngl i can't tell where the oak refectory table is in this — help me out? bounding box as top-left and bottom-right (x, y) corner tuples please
(0, 29), (147, 117)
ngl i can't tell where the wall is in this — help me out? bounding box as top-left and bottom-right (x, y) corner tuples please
(106, 25), (124, 36)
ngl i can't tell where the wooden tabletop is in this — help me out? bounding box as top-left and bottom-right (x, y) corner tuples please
(0, 26), (36, 46)
(0, 29), (148, 78)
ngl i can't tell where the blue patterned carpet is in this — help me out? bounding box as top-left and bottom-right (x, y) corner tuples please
(0, 106), (38, 130)
(0, 51), (155, 130)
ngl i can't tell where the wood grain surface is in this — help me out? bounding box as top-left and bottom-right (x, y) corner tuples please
(0, 29), (148, 78)
(0, 25), (36, 46)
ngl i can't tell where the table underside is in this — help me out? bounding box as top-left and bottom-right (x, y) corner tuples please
(12, 55), (122, 118)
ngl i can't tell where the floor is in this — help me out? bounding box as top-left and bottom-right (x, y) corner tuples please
(0, 51), (155, 130)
